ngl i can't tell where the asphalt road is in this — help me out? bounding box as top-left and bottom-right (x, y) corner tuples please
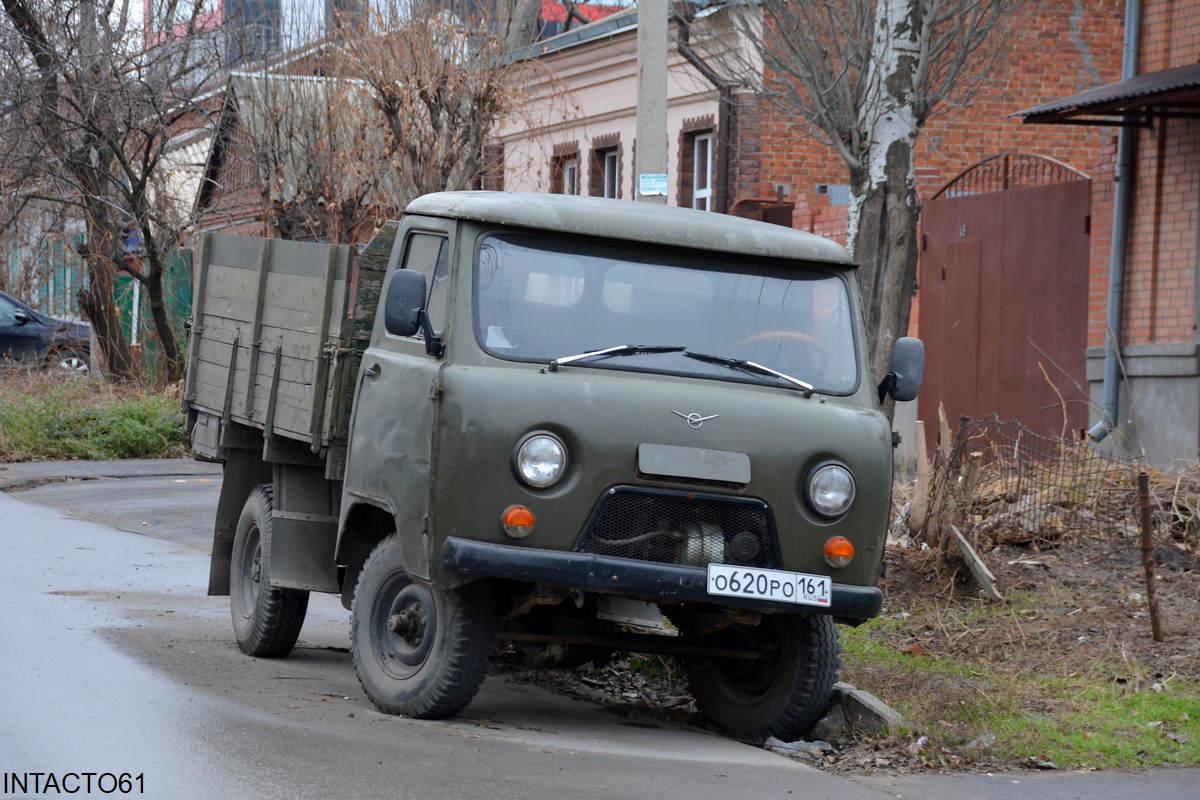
(2, 459), (1198, 800)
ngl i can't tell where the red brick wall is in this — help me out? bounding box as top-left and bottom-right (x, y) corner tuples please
(1086, 0), (1200, 349)
(1140, 0), (1200, 72)
(730, 0), (1126, 344)
(790, 194), (848, 247)
(1117, 117), (1200, 346)
(739, 0), (1125, 224)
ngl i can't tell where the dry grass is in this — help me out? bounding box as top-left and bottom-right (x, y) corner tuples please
(0, 370), (187, 461)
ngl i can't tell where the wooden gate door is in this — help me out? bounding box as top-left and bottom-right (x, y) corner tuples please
(919, 154), (1091, 445)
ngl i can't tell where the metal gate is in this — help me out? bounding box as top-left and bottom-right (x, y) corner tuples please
(919, 153), (1091, 445)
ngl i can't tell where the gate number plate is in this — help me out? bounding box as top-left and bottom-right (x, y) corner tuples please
(706, 564), (832, 608)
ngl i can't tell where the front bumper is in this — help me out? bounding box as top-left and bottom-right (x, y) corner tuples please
(441, 537), (882, 620)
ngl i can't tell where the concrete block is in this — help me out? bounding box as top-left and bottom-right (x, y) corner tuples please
(830, 681), (903, 735)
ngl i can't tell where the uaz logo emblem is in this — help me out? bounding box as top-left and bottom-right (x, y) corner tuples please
(672, 410), (719, 429)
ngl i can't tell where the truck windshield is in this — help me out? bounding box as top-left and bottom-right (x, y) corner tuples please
(474, 232), (859, 394)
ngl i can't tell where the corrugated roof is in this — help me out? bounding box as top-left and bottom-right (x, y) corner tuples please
(1018, 62), (1200, 126)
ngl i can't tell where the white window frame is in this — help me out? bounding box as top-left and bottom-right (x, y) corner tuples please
(603, 150), (619, 198)
(563, 157), (580, 196)
(692, 132), (713, 211)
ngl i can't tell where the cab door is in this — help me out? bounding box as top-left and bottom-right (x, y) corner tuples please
(340, 217), (456, 580)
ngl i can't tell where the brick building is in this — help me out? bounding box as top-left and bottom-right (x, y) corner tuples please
(1021, 0), (1200, 464)
(494, 3), (1123, 231)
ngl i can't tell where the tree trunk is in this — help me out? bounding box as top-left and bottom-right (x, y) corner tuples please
(847, 0), (922, 385)
(852, 140), (920, 383)
(77, 242), (136, 381)
(142, 264), (182, 384)
(499, 0), (542, 51)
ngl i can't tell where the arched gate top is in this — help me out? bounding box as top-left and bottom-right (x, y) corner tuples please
(931, 152), (1089, 201)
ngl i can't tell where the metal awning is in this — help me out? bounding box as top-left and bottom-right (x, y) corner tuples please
(1018, 62), (1200, 126)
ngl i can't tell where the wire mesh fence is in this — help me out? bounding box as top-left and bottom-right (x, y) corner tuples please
(904, 415), (1149, 552)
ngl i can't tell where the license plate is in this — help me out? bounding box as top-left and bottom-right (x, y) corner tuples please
(706, 564), (832, 608)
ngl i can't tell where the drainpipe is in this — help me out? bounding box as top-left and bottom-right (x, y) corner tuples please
(675, 7), (733, 214)
(1089, 0), (1142, 443)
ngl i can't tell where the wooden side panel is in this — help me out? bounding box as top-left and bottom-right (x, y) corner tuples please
(187, 232), (361, 449)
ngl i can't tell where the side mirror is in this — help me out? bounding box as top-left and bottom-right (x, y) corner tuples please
(13, 310), (30, 325)
(384, 270), (427, 338)
(383, 269), (445, 358)
(879, 337), (924, 402)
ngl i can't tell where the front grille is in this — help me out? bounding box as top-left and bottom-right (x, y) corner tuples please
(575, 487), (779, 569)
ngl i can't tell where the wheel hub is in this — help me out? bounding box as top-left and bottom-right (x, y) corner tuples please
(378, 580), (437, 670)
(388, 605), (427, 642)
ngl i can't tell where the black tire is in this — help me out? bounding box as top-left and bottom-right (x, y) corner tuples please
(351, 534), (494, 719)
(47, 348), (89, 376)
(680, 613), (839, 743)
(229, 484), (309, 657)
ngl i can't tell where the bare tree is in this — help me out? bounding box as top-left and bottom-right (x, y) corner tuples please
(220, 0), (544, 243)
(233, 72), (390, 243)
(336, 0), (538, 208)
(0, 0), (221, 381)
(713, 0), (1020, 381)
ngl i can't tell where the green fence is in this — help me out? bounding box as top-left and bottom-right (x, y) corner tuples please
(115, 249), (194, 383)
(4, 236), (194, 382)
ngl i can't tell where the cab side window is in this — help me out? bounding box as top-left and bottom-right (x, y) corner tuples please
(401, 233), (451, 336)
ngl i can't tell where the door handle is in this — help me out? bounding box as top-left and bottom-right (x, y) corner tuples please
(363, 363), (381, 379)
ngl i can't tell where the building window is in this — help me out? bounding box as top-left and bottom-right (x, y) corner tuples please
(678, 120), (716, 211)
(603, 151), (619, 198)
(480, 143), (505, 191)
(563, 158), (579, 195)
(692, 133), (713, 211)
(589, 137), (622, 199)
(551, 144), (581, 195)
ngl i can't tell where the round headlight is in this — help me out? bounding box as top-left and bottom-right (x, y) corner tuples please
(806, 463), (856, 518)
(514, 433), (568, 488)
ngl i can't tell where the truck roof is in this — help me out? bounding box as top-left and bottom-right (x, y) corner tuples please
(403, 192), (856, 267)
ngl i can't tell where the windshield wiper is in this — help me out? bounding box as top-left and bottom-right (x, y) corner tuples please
(683, 351), (815, 398)
(547, 344), (686, 372)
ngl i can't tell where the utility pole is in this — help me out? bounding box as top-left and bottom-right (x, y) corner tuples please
(635, 0), (668, 204)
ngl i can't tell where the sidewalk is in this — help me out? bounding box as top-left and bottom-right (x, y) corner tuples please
(0, 457), (219, 491)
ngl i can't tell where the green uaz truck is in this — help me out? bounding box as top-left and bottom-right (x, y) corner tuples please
(184, 191), (923, 742)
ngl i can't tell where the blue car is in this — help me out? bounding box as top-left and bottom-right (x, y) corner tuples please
(0, 290), (91, 374)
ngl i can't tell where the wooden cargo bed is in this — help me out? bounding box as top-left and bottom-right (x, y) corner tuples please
(183, 223), (395, 462)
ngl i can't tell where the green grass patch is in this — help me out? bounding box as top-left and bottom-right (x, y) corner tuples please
(0, 373), (188, 461)
(839, 621), (1200, 769)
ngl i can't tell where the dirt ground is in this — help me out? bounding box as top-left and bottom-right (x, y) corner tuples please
(501, 527), (1199, 774)
(876, 532), (1200, 684)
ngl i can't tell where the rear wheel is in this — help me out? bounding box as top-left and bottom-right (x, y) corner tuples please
(351, 534), (494, 719)
(679, 613), (839, 742)
(229, 484), (309, 657)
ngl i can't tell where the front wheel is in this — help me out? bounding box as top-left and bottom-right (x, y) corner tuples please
(350, 534), (494, 719)
(229, 484), (309, 657)
(679, 613), (839, 742)
(47, 348), (89, 376)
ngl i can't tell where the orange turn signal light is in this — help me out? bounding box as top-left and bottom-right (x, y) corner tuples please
(502, 505), (535, 539)
(823, 536), (855, 569)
